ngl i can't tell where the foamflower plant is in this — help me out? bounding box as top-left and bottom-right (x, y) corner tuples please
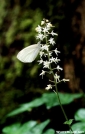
(17, 19), (74, 133)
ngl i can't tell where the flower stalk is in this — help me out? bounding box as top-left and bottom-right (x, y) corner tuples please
(36, 19), (74, 133)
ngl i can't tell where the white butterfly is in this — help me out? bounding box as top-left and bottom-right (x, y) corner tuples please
(17, 44), (41, 63)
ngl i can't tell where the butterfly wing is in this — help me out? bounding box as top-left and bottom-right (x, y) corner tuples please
(17, 44), (41, 63)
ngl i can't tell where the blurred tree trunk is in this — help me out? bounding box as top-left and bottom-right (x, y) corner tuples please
(60, 0), (85, 92)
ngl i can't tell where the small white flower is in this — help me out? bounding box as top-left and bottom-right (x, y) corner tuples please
(49, 37), (55, 45)
(49, 52), (52, 57)
(63, 79), (69, 82)
(46, 22), (52, 29)
(41, 21), (45, 25)
(40, 70), (45, 78)
(35, 25), (42, 33)
(38, 59), (44, 64)
(57, 65), (63, 71)
(43, 53), (48, 57)
(43, 61), (50, 68)
(36, 33), (44, 40)
(49, 57), (55, 63)
(45, 84), (52, 90)
(54, 48), (60, 55)
(41, 44), (49, 51)
(39, 51), (44, 57)
(50, 31), (58, 36)
(54, 58), (60, 63)
(43, 27), (49, 33)
(54, 73), (60, 82)
(45, 19), (49, 22)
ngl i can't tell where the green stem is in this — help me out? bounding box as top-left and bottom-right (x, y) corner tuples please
(50, 68), (73, 133)
(53, 89), (73, 132)
(45, 34), (74, 133)
(52, 70), (74, 133)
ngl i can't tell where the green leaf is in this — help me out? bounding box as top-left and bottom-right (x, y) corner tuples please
(42, 92), (83, 109)
(74, 108), (85, 121)
(64, 119), (74, 125)
(17, 120), (37, 134)
(30, 119), (50, 134)
(2, 121), (37, 134)
(71, 122), (85, 132)
(2, 120), (50, 134)
(7, 92), (83, 116)
(2, 123), (21, 134)
(43, 129), (55, 134)
(7, 98), (45, 116)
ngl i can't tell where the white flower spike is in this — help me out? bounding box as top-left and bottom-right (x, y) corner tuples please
(17, 18), (69, 89)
